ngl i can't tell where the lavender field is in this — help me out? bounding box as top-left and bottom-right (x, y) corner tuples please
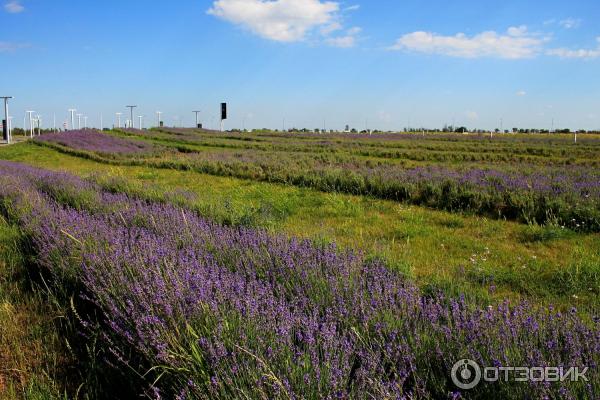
(102, 129), (600, 231)
(1, 129), (599, 399)
(35, 130), (159, 158)
(0, 160), (598, 399)
(7, 0), (600, 397)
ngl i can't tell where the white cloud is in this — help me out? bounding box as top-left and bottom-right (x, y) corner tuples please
(547, 47), (600, 59)
(507, 26), (528, 37)
(546, 37), (600, 59)
(559, 18), (581, 29)
(389, 26), (546, 59)
(326, 35), (354, 48)
(207, 0), (341, 42)
(344, 4), (360, 11)
(516, 90), (527, 96)
(320, 21), (342, 35)
(346, 26), (361, 35)
(4, 0), (24, 13)
(325, 26), (361, 47)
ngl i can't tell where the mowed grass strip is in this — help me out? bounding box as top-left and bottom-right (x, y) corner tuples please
(1, 142), (598, 314)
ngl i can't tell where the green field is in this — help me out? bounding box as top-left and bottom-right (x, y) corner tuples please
(0, 130), (598, 398)
(6, 131), (600, 309)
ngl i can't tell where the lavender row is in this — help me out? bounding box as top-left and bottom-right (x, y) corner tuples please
(0, 161), (597, 398)
(178, 150), (600, 230)
(33, 129), (600, 229)
(159, 127), (600, 145)
(193, 149), (600, 199)
(35, 129), (156, 155)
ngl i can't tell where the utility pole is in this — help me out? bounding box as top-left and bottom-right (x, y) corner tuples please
(1, 96), (13, 143)
(126, 105), (137, 129)
(83, 116), (88, 129)
(68, 109), (76, 131)
(116, 113), (122, 129)
(77, 114), (82, 130)
(193, 110), (201, 128)
(7, 117), (12, 140)
(26, 111), (35, 137)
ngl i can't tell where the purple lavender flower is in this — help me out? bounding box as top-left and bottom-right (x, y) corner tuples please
(0, 160), (597, 399)
(35, 129), (155, 155)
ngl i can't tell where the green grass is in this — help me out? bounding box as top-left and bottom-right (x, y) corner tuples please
(1, 141), (598, 315)
(0, 217), (68, 400)
(0, 196), (131, 400)
(68, 129), (600, 232)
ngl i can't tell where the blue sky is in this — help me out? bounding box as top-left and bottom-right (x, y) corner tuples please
(1, 0), (599, 131)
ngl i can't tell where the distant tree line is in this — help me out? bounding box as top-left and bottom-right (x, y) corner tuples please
(10, 127), (61, 135)
(230, 127), (600, 135)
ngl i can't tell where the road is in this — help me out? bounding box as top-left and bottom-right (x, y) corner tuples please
(0, 135), (30, 146)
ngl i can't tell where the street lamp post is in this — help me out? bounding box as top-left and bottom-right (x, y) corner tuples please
(68, 109), (76, 131)
(35, 115), (42, 136)
(127, 105), (137, 129)
(1, 96), (13, 143)
(26, 111), (35, 137)
(193, 110), (201, 128)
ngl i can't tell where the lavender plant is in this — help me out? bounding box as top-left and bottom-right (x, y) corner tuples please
(35, 130), (156, 156)
(37, 128), (600, 230)
(0, 161), (597, 399)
